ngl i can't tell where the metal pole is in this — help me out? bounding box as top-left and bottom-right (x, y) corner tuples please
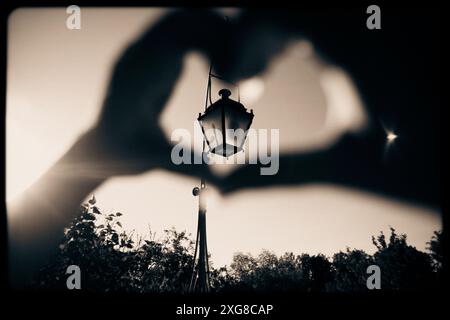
(189, 61), (215, 293)
(189, 177), (210, 293)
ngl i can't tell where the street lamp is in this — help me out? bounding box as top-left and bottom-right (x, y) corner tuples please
(198, 88), (254, 158)
(189, 67), (255, 293)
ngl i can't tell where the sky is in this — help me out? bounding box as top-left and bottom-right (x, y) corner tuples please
(7, 8), (441, 267)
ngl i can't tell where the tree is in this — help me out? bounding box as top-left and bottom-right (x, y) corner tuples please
(329, 249), (374, 292)
(226, 251), (293, 292)
(34, 199), (196, 293)
(34, 200), (442, 293)
(298, 254), (333, 292)
(427, 230), (443, 272)
(372, 227), (435, 291)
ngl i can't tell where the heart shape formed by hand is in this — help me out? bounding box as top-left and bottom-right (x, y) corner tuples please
(92, 9), (294, 184)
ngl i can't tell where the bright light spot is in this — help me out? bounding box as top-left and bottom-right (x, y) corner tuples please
(387, 132), (398, 143)
(239, 77), (265, 105)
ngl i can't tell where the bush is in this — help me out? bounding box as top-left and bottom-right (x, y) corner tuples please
(34, 199), (443, 293)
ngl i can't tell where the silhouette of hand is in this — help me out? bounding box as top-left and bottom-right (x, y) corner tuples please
(85, 9), (293, 183)
(76, 8), (438, 206)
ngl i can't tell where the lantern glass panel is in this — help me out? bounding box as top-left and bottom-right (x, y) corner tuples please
(199, 107), (222, 151)
(224, 108), (253, 150)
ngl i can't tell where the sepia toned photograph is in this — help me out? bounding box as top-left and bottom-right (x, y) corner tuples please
(1, 2), (444, 317)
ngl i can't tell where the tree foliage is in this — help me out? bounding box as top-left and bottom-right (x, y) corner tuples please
(35, 198), (194, 293)
(34, 200), (443, 293)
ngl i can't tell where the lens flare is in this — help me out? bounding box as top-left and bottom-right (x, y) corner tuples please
(387, 131), (398, 143)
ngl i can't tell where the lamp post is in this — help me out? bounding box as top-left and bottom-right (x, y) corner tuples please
(188, 68), (254, 293)
(189, 178), (209, 293)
